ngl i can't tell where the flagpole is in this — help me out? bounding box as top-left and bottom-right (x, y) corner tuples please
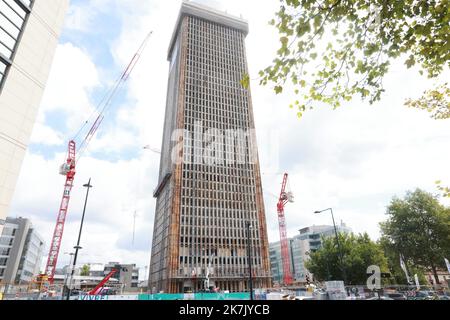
(444, 258), (450, 274)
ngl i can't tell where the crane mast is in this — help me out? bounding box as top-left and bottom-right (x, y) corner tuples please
(45, 140), (76, 279)
(277, 173), (293, 286)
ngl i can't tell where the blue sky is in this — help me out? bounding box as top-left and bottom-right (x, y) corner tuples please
(8, 0), (450, 279)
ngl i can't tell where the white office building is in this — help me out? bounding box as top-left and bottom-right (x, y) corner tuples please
(0, 217), (45, 288)
(0, 0), (69, 234)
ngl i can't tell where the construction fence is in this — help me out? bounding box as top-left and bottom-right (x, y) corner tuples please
(78, 292), (253, 301)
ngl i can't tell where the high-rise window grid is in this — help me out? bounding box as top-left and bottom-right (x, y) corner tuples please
(0, 0), (33, 87)
(177, 16), (264, 279)
(150, 5), (271, 293)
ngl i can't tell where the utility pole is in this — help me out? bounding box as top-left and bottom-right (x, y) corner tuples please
(246, 221), (254, 300)
(314, 208), (347, 285)
(66, 178), (92, 300)
(63, 252), (74, 296)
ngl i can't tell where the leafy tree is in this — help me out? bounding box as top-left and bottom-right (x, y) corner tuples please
(406, 84), (450, 120)
(305, 232), (389, 285)
(436, 180), (450, 198)
(379, 236), (427, 285)
(380, 189), (450, 284)
(80, 264), (90, 276)
(256, 0), (450, 118)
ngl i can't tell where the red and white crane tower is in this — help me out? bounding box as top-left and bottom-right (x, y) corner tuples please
(44, 32), (152, 282)
(277, 173), (294, 286)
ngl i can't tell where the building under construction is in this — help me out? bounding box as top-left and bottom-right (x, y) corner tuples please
(148, 1), (271, 293)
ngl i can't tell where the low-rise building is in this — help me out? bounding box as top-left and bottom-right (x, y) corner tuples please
(0, 217), (44, 291)
(104, 262), (139, 293)
(58, 262), (140, 294)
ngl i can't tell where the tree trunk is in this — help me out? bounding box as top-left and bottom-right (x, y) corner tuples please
(431, 264), (441, 285)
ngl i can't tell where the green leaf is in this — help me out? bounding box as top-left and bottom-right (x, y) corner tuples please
(274, 85), (283, 94)
(240, 73), (250, 89)
(405, 55), (416, 68)
(314, 16), (322, 29)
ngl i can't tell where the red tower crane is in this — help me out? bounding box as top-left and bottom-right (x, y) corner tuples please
(277, 173), (294, 286)
(43, 32), (152, 281)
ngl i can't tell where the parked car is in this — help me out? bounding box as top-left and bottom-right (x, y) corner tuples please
(295, 296), (315, 300)
(410, 291), (434, 300)
(437, 291), (450, 300)
(384, 293), (407, 300)
(366, 296), (394, 300)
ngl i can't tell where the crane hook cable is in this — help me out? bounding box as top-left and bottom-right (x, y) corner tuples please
(74, 31), (153, 163)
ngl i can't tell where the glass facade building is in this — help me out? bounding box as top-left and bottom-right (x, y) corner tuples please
(0, 0), (33, 88)
(0, 217), (44, 286)
(269, 223), (352, 284)
(0, 0), (69, 236)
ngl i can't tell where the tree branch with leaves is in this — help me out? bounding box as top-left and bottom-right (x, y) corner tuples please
(252, 0), (450, 118)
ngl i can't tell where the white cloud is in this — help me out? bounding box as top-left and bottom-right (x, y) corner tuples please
(40, 42), (100, 134)
(64, 0), (113, 32)
(29, 123), (64, 146)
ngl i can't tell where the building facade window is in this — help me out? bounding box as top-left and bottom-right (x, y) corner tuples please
(0, 0), (33, 87)
(0, 58), (7, 84)
(0, 247), (10, 256)
(0, 237), (14, 245)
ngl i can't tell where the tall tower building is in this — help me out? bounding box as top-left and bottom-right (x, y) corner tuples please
(0, 0), (69, 234)
(149, 1), (271, 293)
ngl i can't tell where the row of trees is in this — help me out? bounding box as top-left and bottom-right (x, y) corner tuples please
(306, 189), (450, 285)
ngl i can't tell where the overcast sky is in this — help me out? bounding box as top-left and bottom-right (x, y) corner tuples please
(9, 0), (450, 280)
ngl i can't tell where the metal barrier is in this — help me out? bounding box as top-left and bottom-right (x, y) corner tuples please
(139, 292), (251, 300)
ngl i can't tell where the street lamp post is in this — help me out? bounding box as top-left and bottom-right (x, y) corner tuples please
(66, 178), (93, 300)
(314, 208), (347, 285)
(246, 221), (254, 301)
(63, 252), (75, 296)
(144, 266), (148, 291)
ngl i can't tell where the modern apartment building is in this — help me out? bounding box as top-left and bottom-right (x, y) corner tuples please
(269, 223), (352, 284)
(269, 239), (294, 285)
(104, 262), (139, 293)
(149, 1), (271, 293)
(0, 0), (69, 234)
(0, 217), (44, 289)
